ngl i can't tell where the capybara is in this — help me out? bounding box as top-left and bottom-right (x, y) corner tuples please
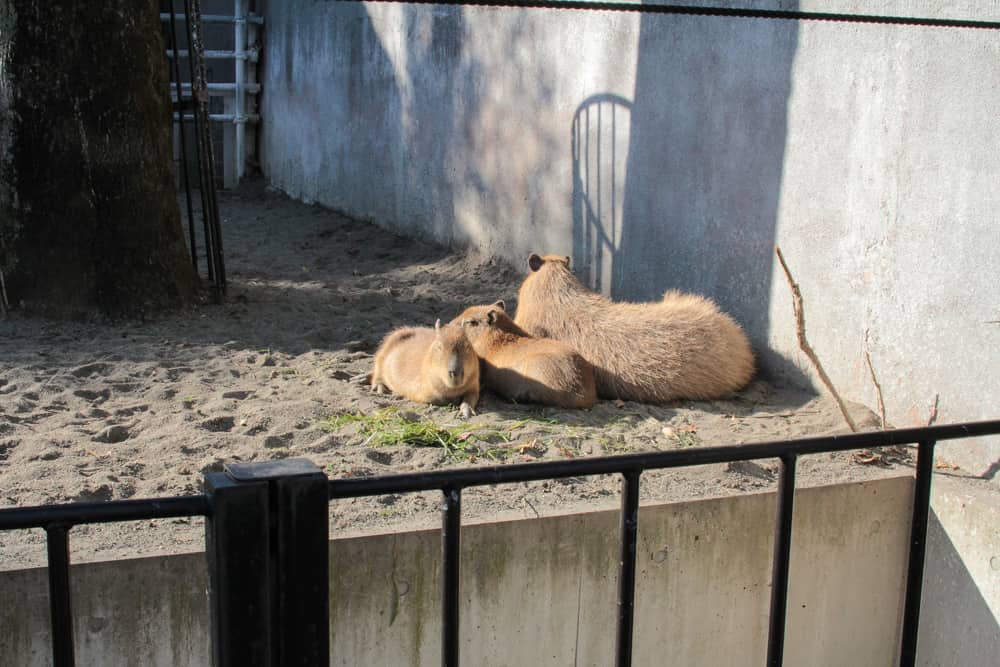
(513, 254), (754, 402)
(451, 301), (597, 409)
(370, 319), (480, 418)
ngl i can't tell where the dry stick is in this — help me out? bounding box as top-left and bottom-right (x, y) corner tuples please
(0, 268), (8, 316)
(775, 246), (858, 432)
(864, 350), (887, 430)
(927, 393), (940, 426)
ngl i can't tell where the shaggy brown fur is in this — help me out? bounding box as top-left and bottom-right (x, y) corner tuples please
(370, 320), (480, 418)
(452, 301), (597, 409)
(514, 254), (755, 402)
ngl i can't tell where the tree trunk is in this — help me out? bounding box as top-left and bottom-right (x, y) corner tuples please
(0, 0), (197, 318)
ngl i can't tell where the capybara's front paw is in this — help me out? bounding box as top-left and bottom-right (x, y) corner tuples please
(459, 401), (476, 419)
(350, 372), (371, 386)
(371, 382), (387, 395)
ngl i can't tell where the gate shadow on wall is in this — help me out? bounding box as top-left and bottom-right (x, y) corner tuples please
(572, 94), (632, 295)
(572, 5), (800, 378)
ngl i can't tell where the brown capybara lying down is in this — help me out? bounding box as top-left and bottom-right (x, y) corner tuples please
(370, 320), (480, 418)
(513, 254), (754, 403)
(452, 301), (597, 409)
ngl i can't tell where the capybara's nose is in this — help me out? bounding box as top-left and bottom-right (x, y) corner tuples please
(448, 369), (463, 381)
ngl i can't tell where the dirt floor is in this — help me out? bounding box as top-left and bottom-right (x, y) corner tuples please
(0, 182), (912, 570)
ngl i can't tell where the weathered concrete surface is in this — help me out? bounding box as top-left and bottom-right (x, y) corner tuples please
(918, 475), (1000, 666)
(0, 477), (930, 665)
(0, 552), (211, 667)
(258, 0), (1000, 474)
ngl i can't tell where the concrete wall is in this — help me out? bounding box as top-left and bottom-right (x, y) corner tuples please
(919, 475), (1000, 666)
(257, 0), (1000, 474)
(7, 475), (994, 665)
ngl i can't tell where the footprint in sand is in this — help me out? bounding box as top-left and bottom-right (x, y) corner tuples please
(71, 362), (114, 379)
(199, 416), (235, 433)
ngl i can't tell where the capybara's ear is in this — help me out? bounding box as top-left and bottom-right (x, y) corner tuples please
(563, 255), (571, 267)
(493, 300), (506, 312)
(486, 309), (497, 325)
(528, 254), (543, 272)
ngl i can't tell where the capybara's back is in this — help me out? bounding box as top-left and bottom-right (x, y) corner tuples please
(370, 320), (480, 417)
(514, 254), (754, 402)
(452, 302), (597, 409)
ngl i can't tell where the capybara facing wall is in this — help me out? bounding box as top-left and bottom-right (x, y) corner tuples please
(452, 301), (597, 409)
(514, 254), (754, 402)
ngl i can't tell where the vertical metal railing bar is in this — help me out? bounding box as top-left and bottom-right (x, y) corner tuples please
(180, 0), (213, 284)
(899, 439), (936, 667)
(188, 0), (227, 297)
(45, 524), (75, 667)
(766, 453), (797, 666)
(234, 0), (247, 184)
(615, 469), (641, 667)
(165, 0), (199, 272)
(442, 486), (463, 667)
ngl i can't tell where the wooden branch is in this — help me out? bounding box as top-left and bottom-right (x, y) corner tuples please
(0, 268), (8, 316)
(775, 245), (858, 432)
(927, 394), (940, 426)
(864, 350), (887, 430)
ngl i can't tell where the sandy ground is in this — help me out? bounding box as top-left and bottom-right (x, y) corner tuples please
(0, 182), (911, 570)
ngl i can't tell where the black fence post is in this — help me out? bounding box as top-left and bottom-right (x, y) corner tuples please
(45, 524), (75, 667)
(766, 453), (797, 666)
(441, 485), (463, 667)
(899, 439), (937, 667)
(205, 458), (329, 667)
(615, 470), (641, 667)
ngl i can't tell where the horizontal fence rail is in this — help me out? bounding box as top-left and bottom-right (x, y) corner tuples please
(326, 420), (1000, 497)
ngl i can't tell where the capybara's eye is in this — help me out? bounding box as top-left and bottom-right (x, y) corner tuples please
(469, 321), (479, 327)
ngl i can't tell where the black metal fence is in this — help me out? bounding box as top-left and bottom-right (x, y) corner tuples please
(2, 420), (1000, 666)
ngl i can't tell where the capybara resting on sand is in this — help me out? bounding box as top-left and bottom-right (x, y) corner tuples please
(513, 254), (754, 402)
(370, 320), (480, 418)
(452, 301), (597, 409)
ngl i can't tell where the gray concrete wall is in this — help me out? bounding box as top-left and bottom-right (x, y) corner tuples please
(257, 0), (1000, 474)
(7, 476), (994, 666)
(919, 475), (1000, 666)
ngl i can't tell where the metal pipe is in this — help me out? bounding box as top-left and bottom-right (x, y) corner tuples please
(328, 420), (1000, 499)
(234, 0), (247, 184)
(160, 12), (264, 25)
(615, 470), (641, 667)
(766, 454), (798, 666)
(0, 495), (210, 531)
(170, 82), (262, 94)
(899, 440), (937, 666)
(166, 48), (260, 62)
(181, 0), (212, 284)
(166, 0), (198, 273)
(442, 486), (462, 667)
(188, 0), (226, 297)
(173, 113), (260, 123)
(46, 525), (75, 667)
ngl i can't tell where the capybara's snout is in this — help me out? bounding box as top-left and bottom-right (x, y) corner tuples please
(446, 355), (465, 384)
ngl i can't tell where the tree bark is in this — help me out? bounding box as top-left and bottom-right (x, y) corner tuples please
(0, 0), (197, 318)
